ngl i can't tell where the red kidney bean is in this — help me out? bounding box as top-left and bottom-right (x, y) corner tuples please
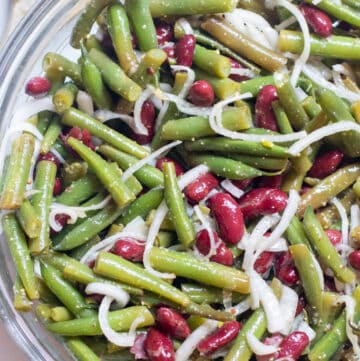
(156, 22), (174, 45)
(50, 213), (70, 235)
(256, 175), (283, 189)
(162, 43), (176, 60)
(295, 295), (307, 316)
(276, 331), (309, 360)
(238, 188), (288, 220)
(197, 321), (241, 355)
(175, 34), (196, 67)
(256, 334), (284, 361)
(156, 307), (191, 340)
(254, 251), (275, 274)
(25, 76), (52, 97)
(275, 251), (299, 286)
(53, 177), (62, 196)
(130, 333), (148, 360)
(231, 178), (254, 190)
(208, 192), (245, 245)
(196, 229), (233, 266)
(112, 238), (145, 262)
(349, 250), (360, 270)
(68, 127), (95, 150)
(187, 80), (215, 107)
(144, 328), (175, 361)
(130, 101), (156, 145)
(325, 229), (342, 248)
(229, 59), (250, 82)
(38, 152), (60, 169)
(308, 150), (344, 179)
(299, 4), (332, 38)
(156, 157), (184, 176)
(184, 172), (219, 204)
(255, 85), (279, 132)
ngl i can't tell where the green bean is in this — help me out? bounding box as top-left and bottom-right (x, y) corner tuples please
(71, 0), (117, 48)
(48, 306), (154, 336)
(184, 138), (290, 158)
(40, 261), (96, 319)
(67, 338), (100, 361)
(127, 0), (158, 52)
(163, 162), (195, 247)
(29, 160), (57, 255)
(279, 30), (360, 60)
(94, 251), (191, 306)
(107, 4), (138, 74)
(298, 163), (360, 217)
(62, 107), (148, 159)
(36, 111), (51, 134)
(118, 188), (164, 226)
(84, 35), (105, 53)
(36, 304), (52, 322)
(161, 108), (252, 141)
(88, 48), (142, 101)
(285, 216), (313, 250)
(0, 133), (35, 210)
(342, 0), (360, 9)
(239, 76), (275, 96)
(146, 209), (175, 231)
(301, 96), (322, 119)
(201, 17), (287, 73)
(2, 214), (39, 300)
(43, 53), (82, 85)
(149, 247), (250, 294)
(149, 0), (237, 17)
(53, 83), (78, 113)
(52, 139), (74, 163)
(224, 308), (266, 361)
(272, 100), (293, 134)
(303, 207), (355, 284)
(13, 274), (32, 312)
(40, 115), (62, 154)
(16, 198), (41, 239)
(80, 42), (113, 110)
(69, 235), (100, 261)
(63, 161), (89, 186)
(51, 306), (73, 322)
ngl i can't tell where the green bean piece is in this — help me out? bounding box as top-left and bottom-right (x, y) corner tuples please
(71, 0), (117, 48)
(279, 30), (360, 60)
(184, 138), (289, 158)
(48, 306), (154, 336)
(53, 83), (78, 113)
(201, 17), (287, 73)
(94, 251), (191, 306)
(43, 53), (82, 85)
(298, 163), (360, 217)
(107, 4), (138, 74)
(0, 133), (35, 210)
(16, 198), (41, 239)
(29, 160), (57, 255)
(98, 144), (164, 188)
(224, 309), (266, 361)
(36, 111), (51, 134)
(239, 76), (275, 96)
(303, 207), (355, 284)
(62, 108), (148, 159)
(52, 139), (74, 163)
(40, 261), (96, 319)
(13, 274), (32, 312)
(127, 0), (158, 52)
(149, 247), (250, 294)
(63, 162), (89, 186)
(285, 216), (312, 250)
(162, 162), (194, 247)
(80, 43), (113, 110)
(55, 174), (102, 206)
(301, 96), (322, 119)
(229, 154), (287, 171)
(289, 244), (323, 322)
(88, 48), (141, 102)
(36, 304), (52, 322)
(84, 35), (105, 52)
(40, 115), (62, 154)
(342, 0), (360, 9)
(272, 100), (294, 134)
(2, 214), (39, 300)
(161, 108), (252, 141)
(146, 209), (175, 231)
(149, 0), (237, 16)
(67, 338), (101, 361)
(193, 44), (231, 78)
(51, 306), (73, 322)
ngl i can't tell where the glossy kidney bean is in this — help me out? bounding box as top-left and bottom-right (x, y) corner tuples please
(208, 192), (245, 245)
(187, 80), (215, 107)
(184, 172), (219, 204)
(156, 22), (174, 45)
(175, 34), (196, 67)
(229, 59), (250, 82)
(156, 307), (191, 340)
(53, 178), (62, 196)
(197, 321), (241, 355)
(38, 152), (60, 169)
(112, 238), (145, 262)
(299, 4), (332, 38)
(254, 251), (275, 274)
(256, 175), (283, 189)
(144, 328), (175, 361)
(276, 331), (309, 359)
(156, 157), (184, 176)
(68, 127), (95, 150)
(349, 250), (360, 270)
(232, 178), (254, 190)
(162, 43), (176, 60)
(256, 334), (284, 361)
(238, 188), (288, 220)
(25, 76), (52, 97)
(295, 295), (306, 316)
(255, 85), (279, 132)
(130, 333), (148, 360)
(325, 229), (342, 248)
(50, 214), (70, 235)
(275, 251), (299, 286)
(130, 101), (156, 145)
(307, 150), (344, 179)
(196, 229), (234, 266)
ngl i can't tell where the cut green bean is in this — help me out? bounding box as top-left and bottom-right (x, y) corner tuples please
(40, 115), (62, 154)
(51, 306), (73, 322)
(13, 274), (32, 312)
(67, 338), (101, 361)
(285, 216), (312, 250)
(301, 96), (322, 119)
(53, 83), (78, 114)
(272, 100), (294, 134)
(16, 198), (41, 239)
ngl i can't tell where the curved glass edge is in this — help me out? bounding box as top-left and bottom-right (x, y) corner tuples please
(0, 0), (90, 360)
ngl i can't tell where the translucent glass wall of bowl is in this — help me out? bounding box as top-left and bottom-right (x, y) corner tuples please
(0, 1), (89, 360)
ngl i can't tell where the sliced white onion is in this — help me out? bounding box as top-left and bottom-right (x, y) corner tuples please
(228, 297), (251, 316)
(76, 90), (94, 116)
(133, 88), (154, 136)
(278, 285), (298, 335)
(222, 290), (233, 310)
(230, 68), (256, 79)
(170, 65), (195, 99)
(297, 321), (316, 342)
(154, 100), (170, 131)
(294, 87), (308, 102)
(175, 320), (218, 361)
(49, 146), (66, 164)
(246, 332), (279, 355)
(350, 204), (360, 235)
(221, 180), (244, 199)
(331, 197), (349, 247)
(310, 251), (325, 291)
(275, 16), (297, 31)
(288, 121), (360, 156)
(121, 140), (181, 182)
(177, 165), (209, 190)
(94, 109), (134, 126)
(266, 237), (288, 252)
(176, 18), (194, 35)
(85, 282), (130, 307)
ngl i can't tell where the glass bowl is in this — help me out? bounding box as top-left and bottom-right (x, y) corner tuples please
(0, 1), (91, 359)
